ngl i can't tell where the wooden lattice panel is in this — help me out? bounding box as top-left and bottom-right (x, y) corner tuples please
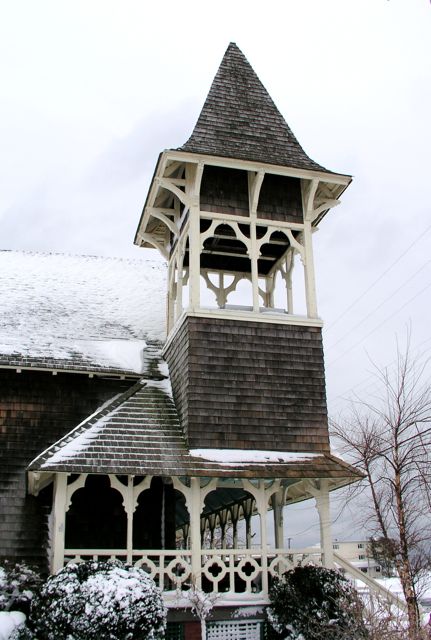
(207, 620), (262, 640)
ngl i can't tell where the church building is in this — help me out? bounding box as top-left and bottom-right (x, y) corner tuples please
(1, 43), (366, 639)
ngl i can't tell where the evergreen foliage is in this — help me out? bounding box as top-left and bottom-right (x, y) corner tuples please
(28, 560), (166, 640)
(266, 565), (369, 640)
(0, 563), (42, 615)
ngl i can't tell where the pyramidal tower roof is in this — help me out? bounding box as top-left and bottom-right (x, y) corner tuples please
(179, 43), (327, 172)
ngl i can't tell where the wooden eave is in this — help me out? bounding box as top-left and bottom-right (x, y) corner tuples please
(134, 149), (352, 252)
(0, 362), (140, 379)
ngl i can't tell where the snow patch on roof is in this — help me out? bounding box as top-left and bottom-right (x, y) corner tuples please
(0, 251), (167, 373)
(190, 449), (320, 464)
(35, 394), (123, 466)
(146, 377), (173, 399)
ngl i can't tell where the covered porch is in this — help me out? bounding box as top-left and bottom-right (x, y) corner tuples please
(28, 469), (352, 604)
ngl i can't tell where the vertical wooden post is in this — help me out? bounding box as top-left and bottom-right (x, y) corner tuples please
(271, 491), (284, 549)
(285, 249), (294, 314)
(188, 208), (200, 310)
(186, 162), (203, 312)
(302, 221), (318, 319)
(315, 480), (334, 568)
(258, 483), (269, 593)
(52, 473), (68, 573)
(126, 475), (134, 564)
(302, 179), (319, 319)
(190, 477), (202, 588)
(250, 219), (260, 313)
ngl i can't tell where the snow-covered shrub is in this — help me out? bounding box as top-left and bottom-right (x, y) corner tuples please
(0, 563), (42, 615)
(266, 565), (369, 640)
(0, 611), (27, 640)
(8, 625), (36, 640)
(29, 560), (166, 640)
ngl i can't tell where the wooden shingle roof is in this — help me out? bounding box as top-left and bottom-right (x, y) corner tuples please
(0, 251), (166, 376)
(179, 43), (328, 172)
(29, 378), (361, 482)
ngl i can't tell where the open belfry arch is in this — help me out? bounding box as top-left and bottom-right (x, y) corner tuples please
(26, 43), (390, 637)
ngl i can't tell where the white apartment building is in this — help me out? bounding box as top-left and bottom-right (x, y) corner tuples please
(333, 540), (383, 579)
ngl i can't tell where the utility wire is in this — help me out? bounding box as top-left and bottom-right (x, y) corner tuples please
(327, 338), (431, 412)
(326, 259), (431, 351)
(326, 280), (431, 367)
(324, 221), (431, 333)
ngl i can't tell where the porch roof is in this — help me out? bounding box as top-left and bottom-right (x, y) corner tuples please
(29, 378), (361, 483)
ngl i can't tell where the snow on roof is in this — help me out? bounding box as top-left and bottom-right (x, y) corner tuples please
(0, 250), (166, 375)
(190, 449), (320, 464)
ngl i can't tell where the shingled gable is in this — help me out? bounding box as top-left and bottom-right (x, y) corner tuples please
(179, 42), (329, 172)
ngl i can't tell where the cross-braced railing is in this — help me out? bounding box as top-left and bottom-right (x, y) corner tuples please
(63, 547), (323, 596)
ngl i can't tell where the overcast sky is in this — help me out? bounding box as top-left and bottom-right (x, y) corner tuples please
(1, 0), (430, 543)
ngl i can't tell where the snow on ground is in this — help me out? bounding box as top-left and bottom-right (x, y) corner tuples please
(0, 611), (25, 640)
(0, 250), (166, 373)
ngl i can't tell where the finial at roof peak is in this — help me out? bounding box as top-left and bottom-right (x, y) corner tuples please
(179, 43), (327, 172)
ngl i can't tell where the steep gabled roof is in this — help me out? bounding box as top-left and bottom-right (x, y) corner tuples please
(179, 43), (327, 172)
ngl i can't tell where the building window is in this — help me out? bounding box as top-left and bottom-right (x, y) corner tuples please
(376, 566), (381, 573)
(357, 543), (364, 549)
(358, 555), (366, 560)
(333, 544), (339, 549)
(361, 568), (367, 573)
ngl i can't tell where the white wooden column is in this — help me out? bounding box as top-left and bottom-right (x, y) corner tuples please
(188, 207), (200, 310)
(271, 490), (285, 549)
(314, 479), (334, 568)
(302, 221), (318, 319)
(250, 219), (260, 313)
(167, 258), (176, 333)
(186, 162), (204, 311)
(190, 477), (202, 588)
(51, 473), (68, 573)
(126, 476), (134, 564)
(248, 170), (264, 314)
(257, 483), (269, 593)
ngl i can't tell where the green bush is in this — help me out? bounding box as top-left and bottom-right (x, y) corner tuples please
(28, 560), (166, 640)
(0, 562), (42, 615)
(266, 565), (369, 640)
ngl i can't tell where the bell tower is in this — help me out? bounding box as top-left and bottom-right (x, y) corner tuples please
(135, 43), (351, 453)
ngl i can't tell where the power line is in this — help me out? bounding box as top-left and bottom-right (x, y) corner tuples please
(326, 259), (431, 351)
(326, 280), (431, 368)
(324, 221), (431, 333)
(327, 338), (431, 412)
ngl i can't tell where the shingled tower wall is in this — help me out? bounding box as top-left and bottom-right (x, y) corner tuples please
(135, 42), (351, 456)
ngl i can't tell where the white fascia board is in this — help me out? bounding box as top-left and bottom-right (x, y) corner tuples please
(164, 150), (352, 186)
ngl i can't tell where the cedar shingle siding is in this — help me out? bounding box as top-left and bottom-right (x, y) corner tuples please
(0, 369), (131, 569)
(164, 316), (329, 453)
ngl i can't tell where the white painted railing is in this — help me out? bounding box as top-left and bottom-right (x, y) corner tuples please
(63, 547), (408, 617)
(333, 552), (408, 613)
(63, 547), (323, 595)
